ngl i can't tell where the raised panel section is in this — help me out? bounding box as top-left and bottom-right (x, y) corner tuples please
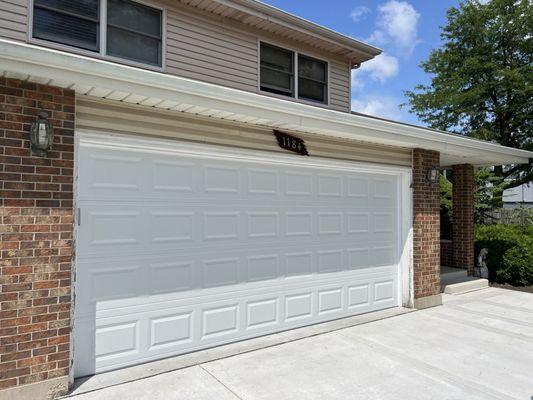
(375, 280), (394, 302)
(149, 261), (194, 294)
(203, 258), (239, 288)
(347, 177), (369, 198)
(150, 313), (192, 349)
(318, 175), (342, 197)
(348, 213), (369, 233)
(152, 161), (194, 192)
(286, 172), (312, 196)
(89, 211), (141, 246)
(248, 212), (278, 238)
(246, 299), (278, 329)
(348, 248), (370, 269)
(318, 250), (343, 273)
(374, 247), (395, 267)
(202, 305), (238, 338)
(286, 212), (312, 237)
(86, 153), (142, 193)
(374, 213), (394, 233)
(285, 293), (312, 321)
(203, 212), (239, 240)
(318, 213), (342, 235)
(247, 255), (278, 282)
(204, 166), (239, 193)
(248, 169), (278, 194)
(318, 288), (342, 314)
(348, 285), (370, 308)
(96, 322), (138, 359)
(150, 212), (194, 243)
(286, 252), (313, 277)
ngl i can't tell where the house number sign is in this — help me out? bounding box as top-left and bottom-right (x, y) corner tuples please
(274, 130), (309, 156)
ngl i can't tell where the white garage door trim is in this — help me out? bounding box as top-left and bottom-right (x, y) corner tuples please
(72, 131), (413, 377)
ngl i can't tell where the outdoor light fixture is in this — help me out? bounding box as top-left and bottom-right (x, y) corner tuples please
(30, 111), (54, 156)
(427, 165), (440, 184)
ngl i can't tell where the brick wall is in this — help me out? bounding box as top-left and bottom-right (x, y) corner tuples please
(412, 149), (440, 299)
(0, 78), (74, 392)
(452, 164), (474, 274)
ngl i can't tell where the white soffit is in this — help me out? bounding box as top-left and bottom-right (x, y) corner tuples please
(0, 39), (531, 167)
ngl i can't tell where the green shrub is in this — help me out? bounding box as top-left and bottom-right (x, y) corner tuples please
(475, 224), (533, 286)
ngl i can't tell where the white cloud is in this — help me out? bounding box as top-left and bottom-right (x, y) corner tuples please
(350, 6), (370, 22)
(367, 0), (421, 56)
(351, 95), (405, 121)
(351, 53), (399, 90)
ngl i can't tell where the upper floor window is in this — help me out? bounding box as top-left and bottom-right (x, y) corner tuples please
(259, 42), (328, 104)
(260, 43), (295, 97)
(32, 0), (163, 67)
(298, 55), (327, 103)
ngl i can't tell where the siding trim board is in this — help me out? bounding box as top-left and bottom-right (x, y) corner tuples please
(76, 97), (412, 167)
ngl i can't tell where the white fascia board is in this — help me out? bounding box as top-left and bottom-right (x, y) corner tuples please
(1, 39), (531, 167)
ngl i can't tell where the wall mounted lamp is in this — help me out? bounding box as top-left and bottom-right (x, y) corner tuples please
(30, 111), (54, 157)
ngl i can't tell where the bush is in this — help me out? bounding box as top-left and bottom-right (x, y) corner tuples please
(475, 224), (533, 286)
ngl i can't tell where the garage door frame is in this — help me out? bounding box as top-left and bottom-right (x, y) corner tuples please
(71, 130), (414, 378)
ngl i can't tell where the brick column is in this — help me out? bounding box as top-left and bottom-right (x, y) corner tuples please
(0, 78), (74, 397)
(452, 164), (475, 274)
(412, 149), (441, 308)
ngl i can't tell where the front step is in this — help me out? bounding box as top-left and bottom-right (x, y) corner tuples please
(443, 278), (489, 294)
(440, 266), (489, 294)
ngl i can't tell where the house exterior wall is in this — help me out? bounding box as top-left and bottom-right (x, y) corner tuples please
(76, 97), (412, 167)
(0, 78), (73, 395)
(0, 0), (26, 42)
(412, 149), (441, 307)
(0, 0), (352, 112)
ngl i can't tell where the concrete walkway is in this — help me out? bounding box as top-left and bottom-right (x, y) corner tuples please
(66, 288), (533, 400)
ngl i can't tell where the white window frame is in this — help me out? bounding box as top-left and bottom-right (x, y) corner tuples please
(258, 40), (330, 107)
(27, 0), (166, 72)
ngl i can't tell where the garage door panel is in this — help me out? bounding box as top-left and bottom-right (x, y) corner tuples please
(75, 138), (404, 376)
(78, 205), (397, 258)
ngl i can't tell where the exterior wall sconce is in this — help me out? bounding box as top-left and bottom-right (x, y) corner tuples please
(30, 111), (54, 157)
(427, 165), (440, 184)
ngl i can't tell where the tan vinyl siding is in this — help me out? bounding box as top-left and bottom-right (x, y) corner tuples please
(329, 60), (351, 111)
(166, 6), (259, 92)
(0, 0), (27, 42)
(0, 0), (352, 112)
(76, 97), (411, 167)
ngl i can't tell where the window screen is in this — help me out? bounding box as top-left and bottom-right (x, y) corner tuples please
(33, 0), (99, 52)
(107, 0), (163, 66)
(298, 55), (327, 103)
(260, 43), (295, 97)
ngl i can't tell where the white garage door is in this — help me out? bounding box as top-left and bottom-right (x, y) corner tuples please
(74, 133), (406, 377)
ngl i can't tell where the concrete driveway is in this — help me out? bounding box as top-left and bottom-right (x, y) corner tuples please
(66, 288), (533, 400)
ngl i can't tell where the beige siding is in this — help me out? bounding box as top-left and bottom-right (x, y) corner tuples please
(0, 0), (352, 112)
(0, 0), (27, 42)
(166, 6), (259, 93)
(329, 60), (351, 111)
(76, 97), (411, 167)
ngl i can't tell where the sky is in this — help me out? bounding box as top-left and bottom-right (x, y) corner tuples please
(260, 0), (462, 126)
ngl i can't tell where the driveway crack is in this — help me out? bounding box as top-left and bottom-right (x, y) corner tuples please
(199, 364), (245, 400)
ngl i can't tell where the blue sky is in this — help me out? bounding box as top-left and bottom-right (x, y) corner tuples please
(261, 0), (462, 126)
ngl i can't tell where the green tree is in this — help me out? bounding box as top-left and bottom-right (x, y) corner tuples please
(405, 0), (532, 207)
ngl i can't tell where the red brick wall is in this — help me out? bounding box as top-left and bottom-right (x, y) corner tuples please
(0, 78), (74, 392)
(412, 149), (440, 299)
(452, 164), (474, 274)
(440, 240), (453, 267)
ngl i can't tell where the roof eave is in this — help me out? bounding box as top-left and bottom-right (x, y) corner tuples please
(0, 40), (530, 167)
(210, 0), (382, 62)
